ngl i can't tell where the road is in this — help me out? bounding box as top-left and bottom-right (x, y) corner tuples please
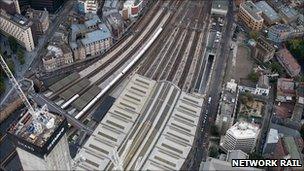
(191, 0), (235, 170)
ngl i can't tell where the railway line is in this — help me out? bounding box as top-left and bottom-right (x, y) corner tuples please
(41, 0), (184, 122)
(138, 0), (212, 93)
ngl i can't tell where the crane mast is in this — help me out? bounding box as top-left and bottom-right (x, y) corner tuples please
(0, 53), (37, 117)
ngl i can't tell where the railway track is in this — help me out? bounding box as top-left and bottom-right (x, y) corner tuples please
(47, 1), (177, 100)
(139, 0), (213, 93)
(140, 1), (190, 79)
(41, 0), (186, 123)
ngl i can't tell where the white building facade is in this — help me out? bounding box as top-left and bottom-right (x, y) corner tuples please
(0, 9), (35, 51)
(221, 122), (260, 154)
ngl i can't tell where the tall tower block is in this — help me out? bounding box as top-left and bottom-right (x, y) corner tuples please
(7, 111), (72, 170)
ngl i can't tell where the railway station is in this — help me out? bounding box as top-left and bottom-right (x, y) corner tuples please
(75, 74), (204, 170)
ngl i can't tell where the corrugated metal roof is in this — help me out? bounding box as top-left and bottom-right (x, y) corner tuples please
(75, 74), (204, 170)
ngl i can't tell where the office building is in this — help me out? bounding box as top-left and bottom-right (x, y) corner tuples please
(121, 0), (143, 20)
(276, 78), (296, 102)
(252, 36), (275, 62)
(268, 24), (304, 42)
(220, 122), (260, 153)
(255, 1), (280, 25)
(239, 75), (270, 96)
(105, 12), (124, 39)
(7, 110), (71, 170)
(19, 0), (66, 13)
(278, 5), (299, 24)
(75, 74), (204, 170)
(42, 44), (74, 71)
(238, 1), (264, 31)
(25, 8), (49, 35)
(263, 128), (279, 156)
(0, 0), (21, 14)
(215, 79), (239, 135)
(0, 9), (35, 51)
(78, 0), (99, 14)
(276, 48), (301, 77)
(70, 15), (112, 60)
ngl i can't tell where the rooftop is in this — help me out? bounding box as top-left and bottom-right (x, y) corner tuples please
(256, 36), (275, 54)
(240, 1), (263, 21)
(211, 0), (228, 12)
(255, 1), (280, 22)
(227, 122), (260, 139)
(283, 137), (302, 160)
(276, 48), (301, 76)
(200, 157), (262, 171)
(0, 9), (31, 28)
(269, 24), (293, 33)
(7, 109), (65, 148)
(279, 5), (299, 19)
(80, 24), (111, 45)
(75, 74), (204, 170)
(226, 150), (249, 162)
(277, 78), (295, 97)
(265, 128), (279, 144)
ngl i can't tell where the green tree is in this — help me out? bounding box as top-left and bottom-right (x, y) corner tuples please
(209, 145), (219, 158)
(287, 39), (304, 60)
(6, 58), (15, 74)
(210, 125), (219, 136)
(240, 92), (254, 105)
(270, 62), (284, 75)
(248, 71), (259, 83)
(249, 31), (259, 40)
(0, 76), (5, 95)
(17, 48), (25, 65)
(8, 36), (18, 53)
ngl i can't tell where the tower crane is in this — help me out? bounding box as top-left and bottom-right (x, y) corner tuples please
(0, 53), (38, 118)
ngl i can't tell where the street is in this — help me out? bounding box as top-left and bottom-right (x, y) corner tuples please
(191, 1), (235, 169)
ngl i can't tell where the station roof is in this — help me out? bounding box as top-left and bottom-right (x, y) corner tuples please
(71, 85), (101, 111)
(75, 74), (204, 170)
(49, 73), (80, 92)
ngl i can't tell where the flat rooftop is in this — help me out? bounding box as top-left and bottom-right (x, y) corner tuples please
(212, 0), (228, 11)
(75, 74), (204, 170)
(255, 1), (280, 22)
(7, 110), (64, 148)
(227, 122), (260, 139)
(240, 1), (263, 21)
(81, 25), (111, 45)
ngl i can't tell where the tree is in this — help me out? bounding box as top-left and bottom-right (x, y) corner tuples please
(269, 62), (284, 75)
(209, 145), (219, 158)
(249, 31), (259, 40)
(210, 125), (219, 136)
(0, 76), (5, 95)
(248, 71), (259, 83)
(287, 39), (304, 60)
(17, 48), (25, 65)
(240, 92), (253, 105)
(6, 59), (15, 74)
(8, 36), (18, 53)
